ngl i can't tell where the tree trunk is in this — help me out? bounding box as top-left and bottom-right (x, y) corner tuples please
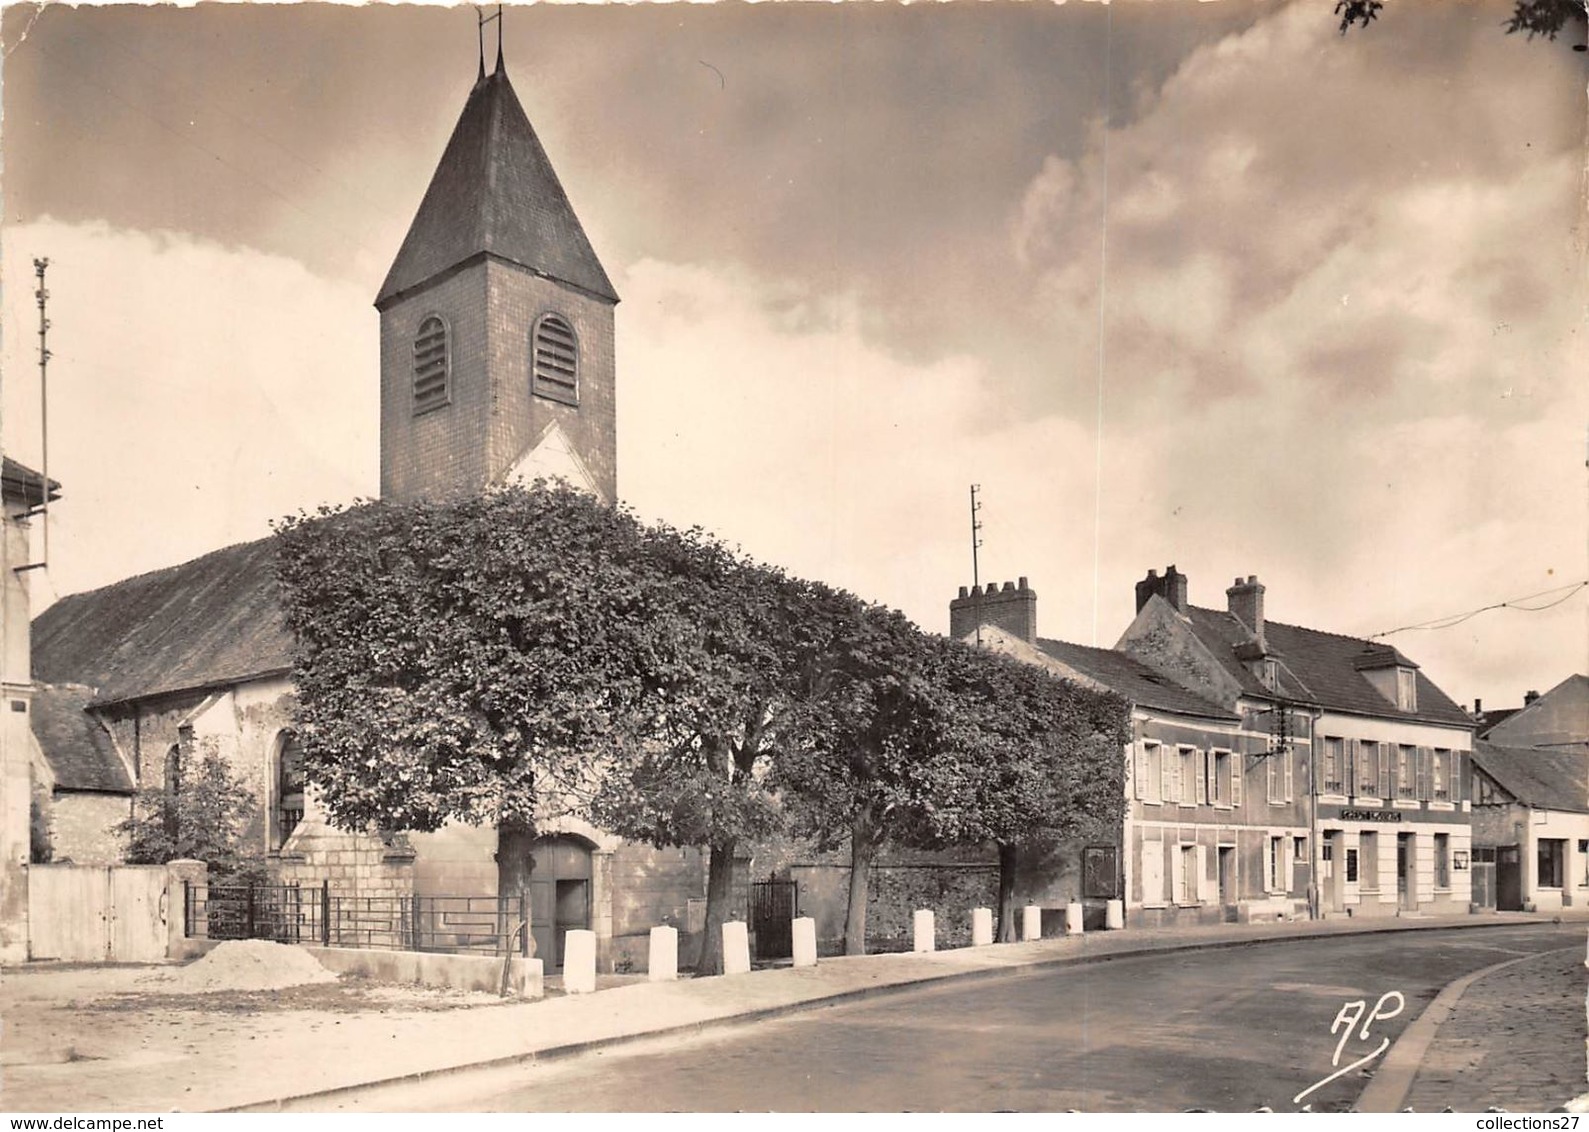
(496, 819), (537, 953)
(844, 807), (878, 956)
(996, 841), (1019, 943)
(695, 836), (737, 977)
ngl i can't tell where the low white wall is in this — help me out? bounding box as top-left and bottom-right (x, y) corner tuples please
(305, 946), (544, 999)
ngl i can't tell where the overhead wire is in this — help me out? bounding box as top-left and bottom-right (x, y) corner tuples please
(1369, 579), (1589, 638)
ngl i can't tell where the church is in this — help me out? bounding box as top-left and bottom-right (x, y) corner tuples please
(29, 50), (706, 972)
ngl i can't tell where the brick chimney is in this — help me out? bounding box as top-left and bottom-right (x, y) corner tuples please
(1227, 575), (1265, 647)
(1524, 689), (1540, 705)
(950, 577), (1037, 644)
(1134, 565), (1189, 613)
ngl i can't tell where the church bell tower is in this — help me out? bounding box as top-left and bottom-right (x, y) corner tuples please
(375, 44), (619, 504)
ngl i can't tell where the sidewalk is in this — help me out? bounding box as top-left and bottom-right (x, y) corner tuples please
(2, 911), (1582, 1113)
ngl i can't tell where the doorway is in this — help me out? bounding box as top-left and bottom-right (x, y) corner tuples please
(1397, 833), (1416, 911)
(1217, 846), (1237, 921)
(1496, 845), (1523, 911)
(527, 835), (594, 969)
(1320, 832), (1340, 914)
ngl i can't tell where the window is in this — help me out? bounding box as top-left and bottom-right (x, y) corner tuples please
(412, 315), (450, 413)
(532, 313), (579, 405)
(1357, 741), (1380, 797)
(1211, 751), (1233, 807)
(1268, 836), (1286, 892)
(1396, 746), (1416, 800)
(1432, 749), (1450, 802)
(1294, 836), (1308, 863)
(1267, 751), (1292, 804)
(1434, 833), (1450, 889)
(1345, 847), (1359, 884)
(1580, 840), (1589, 886)
(274, 731), (306, 851)
(1137, 741), (1162, 804)
(1360, 832), (1378, 891)
(1396, 668), (1417, 711)
(1322, 737), (1345, 795)
(1538, 839), (1565, 889)
(1181, 747), (1199, 806)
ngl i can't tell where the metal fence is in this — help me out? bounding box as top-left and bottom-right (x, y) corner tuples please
(184, 882), (530, 956)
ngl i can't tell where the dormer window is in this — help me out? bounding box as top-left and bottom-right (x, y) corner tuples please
(532, 314), (579, 406)
(1396, 668), (1417, 712)
(413, 315), (450, 414)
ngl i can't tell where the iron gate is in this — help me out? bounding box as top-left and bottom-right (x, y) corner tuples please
(750, 879), (798, 960)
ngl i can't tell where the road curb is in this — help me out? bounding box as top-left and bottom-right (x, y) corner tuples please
(225, 915), (1575, 1113)
(1355, 944), (1583, 1113)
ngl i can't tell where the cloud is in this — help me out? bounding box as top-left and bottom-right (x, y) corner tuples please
(1, 219), (377, 603)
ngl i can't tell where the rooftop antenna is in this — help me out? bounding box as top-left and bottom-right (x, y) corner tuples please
(970, 484), (984, 648)
(478, 5), (503, 81)
(17, 258), (52, 573)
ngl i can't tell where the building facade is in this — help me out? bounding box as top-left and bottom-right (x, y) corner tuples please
(956, 577), (1313, 928)
(1118, 567), (1476, 919)
(29, 56), (705, 972)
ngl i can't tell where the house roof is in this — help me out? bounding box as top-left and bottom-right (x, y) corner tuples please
(32, 537), (293, 707)
(1035, 637), (1237, 721)
(1472, 740), (1588, 814)
(1482, 674), (1588, 748)
(1182, 606), (1472, 727)
(32, 683), (133, 794)
(2, 457), (59, 507)
(375, 66), (618, 309)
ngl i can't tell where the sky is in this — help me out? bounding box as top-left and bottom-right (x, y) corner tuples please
(1, 0), (1585, 710)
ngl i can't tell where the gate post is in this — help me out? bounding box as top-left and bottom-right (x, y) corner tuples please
(165, 859), (207, 959)
(320, 880), (331, 946)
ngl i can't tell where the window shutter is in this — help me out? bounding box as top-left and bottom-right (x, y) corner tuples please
(1142, 841), (1164, 904)
(1171, 845), (1185, 905)
(1134, 744), (1149, 800)
(1379, 744), (1392, 799)
(1451, 751), (1464, 804)
(1284, 751), (1294, 802)
(1196, 751), (1208, 805)
(1418, 747), (1432, 800)
(1231, 754), (1243, 806)
(1341, 739), (1354, 794)
(1161, 747), (1174, 802)
(1194, 845), (1207, 903)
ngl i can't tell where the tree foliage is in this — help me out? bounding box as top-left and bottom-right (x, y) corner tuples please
(1336, 0), (1585, 39)
(117, 750), (263, 880)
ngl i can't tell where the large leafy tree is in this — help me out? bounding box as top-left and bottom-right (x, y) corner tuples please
(773, 590), (954, 956)
(918, 640), (1132, 943)
(274, 483), (673, 897)
(1336, 0), (1585, 39)
(589, 524), (823, 976)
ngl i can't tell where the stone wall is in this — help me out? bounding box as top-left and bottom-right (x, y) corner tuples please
(45, 791), (130, 865)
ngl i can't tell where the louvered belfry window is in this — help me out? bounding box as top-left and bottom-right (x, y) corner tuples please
(532, 314), (579, 405)
(413, 315), (450, 413)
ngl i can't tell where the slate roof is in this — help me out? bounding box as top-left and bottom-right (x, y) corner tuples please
(1472, 740), (1588, 814)
(2, 457), (59, 507)
(376, 65), (618, 309)
(32, 537), (293, 707)
(32, 683), (133, 794)
(1036, 637), (1237, 721)
(1482, 674), (1589, 748)
(1183, 606), (1473, 727)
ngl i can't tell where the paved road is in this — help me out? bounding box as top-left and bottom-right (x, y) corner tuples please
(333, 923), (1581, 1113)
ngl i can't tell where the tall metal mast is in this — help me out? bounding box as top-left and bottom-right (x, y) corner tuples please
(17, 259), (52, 573)
(970, 484), (983, 647)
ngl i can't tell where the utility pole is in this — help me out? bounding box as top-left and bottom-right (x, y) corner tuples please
(17, 259), (52, 573)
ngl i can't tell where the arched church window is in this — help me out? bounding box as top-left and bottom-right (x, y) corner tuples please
(275, 731), (306, 850)
(531, 314), (579, 406)
(413, 315), (450, 414)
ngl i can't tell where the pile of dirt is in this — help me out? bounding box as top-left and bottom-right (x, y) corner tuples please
(145, 940), (339, 993)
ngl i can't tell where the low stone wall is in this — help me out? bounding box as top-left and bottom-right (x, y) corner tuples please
(304, 945), (544, 999)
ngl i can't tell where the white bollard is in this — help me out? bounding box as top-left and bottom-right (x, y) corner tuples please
(913, 909), (936, 953)
(648, 925), (678, 982)
(1065, 901), (1084, 935)
(1106, 899), (1124, 930)
(722, 920), (751, 975)
(791, 916), (818, 968)
(972, 907), (994, 946)
(563, 929), (597, 994)
(1022, 904), (1042, 942)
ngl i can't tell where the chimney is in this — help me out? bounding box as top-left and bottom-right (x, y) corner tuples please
(1524, 689), (1540, 705)
(1134, 565), (1189, 613)
(949, 576), (1038, 644)
(1473, 698), (1483, 715)
(1227, 574), (1265, 647)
